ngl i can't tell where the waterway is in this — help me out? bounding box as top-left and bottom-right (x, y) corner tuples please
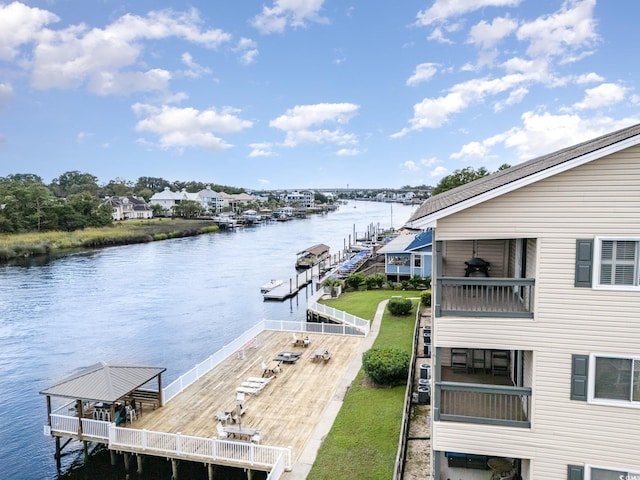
(0, 200), (417, 480)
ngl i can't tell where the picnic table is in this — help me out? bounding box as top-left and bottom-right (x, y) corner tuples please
(311, 348), (332, 362)
(223, 425), (259, 442)
(273, 351), (302, 363)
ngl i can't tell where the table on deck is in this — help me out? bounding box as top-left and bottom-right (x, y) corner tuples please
(223, 425), (257, 441)
(311, 348), (331, 362)
(294, 336), (311, 347)
(274, 352), (301, 363)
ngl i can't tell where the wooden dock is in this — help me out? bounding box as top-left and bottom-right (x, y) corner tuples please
(129, 330), (365, 468)
(262, 265), (321, 300)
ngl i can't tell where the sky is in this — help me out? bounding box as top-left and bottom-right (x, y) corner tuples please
(1, 0), (639, 190)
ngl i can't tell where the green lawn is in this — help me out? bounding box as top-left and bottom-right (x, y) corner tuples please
(307, 289), (421, 480)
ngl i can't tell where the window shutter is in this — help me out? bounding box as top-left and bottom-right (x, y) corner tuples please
(575, 239), (593, 287)
(567, 465), (584, 480)
(570, 354), (589, 401)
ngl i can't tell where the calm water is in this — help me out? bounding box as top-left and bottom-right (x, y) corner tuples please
(0, 200), (416, 480)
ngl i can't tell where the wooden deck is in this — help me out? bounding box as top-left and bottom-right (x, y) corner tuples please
(129, 330), (365, 465)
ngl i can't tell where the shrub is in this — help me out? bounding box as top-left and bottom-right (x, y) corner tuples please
(421, 290), (432, 307)
(365, 274), (385, 290)
(344, 273), (365, 290)
(362, 347), (410, 386)
(387, 297), (413, 316)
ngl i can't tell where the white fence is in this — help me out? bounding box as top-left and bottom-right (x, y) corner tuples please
(306, 301), (370, 335)
(109, 425), (292, 470)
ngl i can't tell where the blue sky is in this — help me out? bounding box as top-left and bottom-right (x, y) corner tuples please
(1, 0), (638, 190)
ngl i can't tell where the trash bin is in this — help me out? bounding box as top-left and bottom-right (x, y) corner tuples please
(418, 385), (431, 404)
(420, 363), (431, 380)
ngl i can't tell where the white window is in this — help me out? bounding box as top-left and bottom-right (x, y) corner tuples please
(587, 466), (640, 480)
(594, 238), (640, 289)
(589, 354), (640, 406)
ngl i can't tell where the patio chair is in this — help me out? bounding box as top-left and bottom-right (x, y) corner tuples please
(250, 430), (262, 444)
(216, 422), (228, 439)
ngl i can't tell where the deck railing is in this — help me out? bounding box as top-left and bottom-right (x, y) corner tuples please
(436, 277), (535, 318)
(109, 425), (292, 470)
(50, 414), (79, 435)
(435, 381), (531, 428)
(306, 301), (370, 335)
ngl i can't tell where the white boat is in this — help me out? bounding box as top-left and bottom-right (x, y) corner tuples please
(241, 210), (261, 224)
(260, 279), (283, 293)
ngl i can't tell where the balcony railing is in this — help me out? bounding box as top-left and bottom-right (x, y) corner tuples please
(436, 277), (535, 318)
(435, 381), (531, 428)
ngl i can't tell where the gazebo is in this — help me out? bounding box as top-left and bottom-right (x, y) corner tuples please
(40, 361), (166, 468)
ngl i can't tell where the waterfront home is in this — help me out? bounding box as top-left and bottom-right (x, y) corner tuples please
(376, 230), (432, 281)
(101, 196), (153, 221)
(405, 123), (640, 479)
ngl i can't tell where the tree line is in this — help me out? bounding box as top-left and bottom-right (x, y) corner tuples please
(0, 171), (245, 234)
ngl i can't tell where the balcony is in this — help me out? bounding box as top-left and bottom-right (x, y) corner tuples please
(436, 277), (535, 318)
(434, 351), (532, 428)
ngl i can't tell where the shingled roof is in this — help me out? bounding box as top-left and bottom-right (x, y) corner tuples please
(407, 123), (640, 227)
(39, 361), (166, 403)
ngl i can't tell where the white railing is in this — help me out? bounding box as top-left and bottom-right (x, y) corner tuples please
(81, 418), (110, 440)
(307, 301), (370, 335)
(50, 414), (79, 435)
(109, 426), (292, 470)
(265, 451), (288, 480)
(162, 322), (266, 403)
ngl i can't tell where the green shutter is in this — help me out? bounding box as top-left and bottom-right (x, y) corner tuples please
(570, 354), (589, 401)
(575, 239), (594, 287)
(567, 464), (584, 480)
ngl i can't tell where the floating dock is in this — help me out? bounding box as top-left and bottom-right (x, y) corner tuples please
(262, 265), (321, 300)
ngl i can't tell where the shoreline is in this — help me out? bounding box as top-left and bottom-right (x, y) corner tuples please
(0, 218), (219, 263)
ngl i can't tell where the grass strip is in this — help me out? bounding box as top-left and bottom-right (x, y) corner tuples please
(307, 290), (420, 480)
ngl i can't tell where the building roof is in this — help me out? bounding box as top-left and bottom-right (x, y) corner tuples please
(39, 362), (166, 402)
(297, 243), (330, 256)
(407, 123), (640, 228)
(377, 230), (432, 254)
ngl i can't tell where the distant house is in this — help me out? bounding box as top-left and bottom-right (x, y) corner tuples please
(197, 186), (228, 214)
(285, 190), (314, 208)
(220, 192), (256, 212)
(101, 196), (153, 221)
(377, 230), (432, 280)
(149, 187), (205, 216)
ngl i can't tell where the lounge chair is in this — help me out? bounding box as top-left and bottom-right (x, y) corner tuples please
(216, 422), (228, 439)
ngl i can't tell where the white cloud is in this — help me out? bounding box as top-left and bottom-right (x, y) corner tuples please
(468, 16), (518, 50)
(251, 0), (328, 34)
(406, 63), (439, 87)
(416, 0), (521, 27)
(76, 131), (92, 143)
(235, 38), (259, 65)
(249, 142), (276, 157)
(133, 103), (253, 151)
(0, 2), (59, 61)
(402, 160), (420, 172)
(0, 82), (14, 110)
(336, 148), (359, 156)
(575, 72), (604, 84)
(572, 83), (628, 110)
(516, 0), (598, 62)
(19, 7), (234, 95)
(180, 52), (212, 78)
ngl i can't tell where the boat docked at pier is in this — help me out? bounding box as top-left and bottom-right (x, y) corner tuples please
(295, 243), (330, 270)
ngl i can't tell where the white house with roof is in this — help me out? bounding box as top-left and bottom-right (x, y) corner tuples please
(197, 186), (228, 213)
(101, 196), (153, 221)
(285, 190), (314, 208)
(406, 123), (640, 480)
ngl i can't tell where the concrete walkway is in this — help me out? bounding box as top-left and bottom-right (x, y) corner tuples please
(282, 299), (388, 479)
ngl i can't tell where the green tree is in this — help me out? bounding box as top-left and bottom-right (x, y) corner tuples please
(0, 174), (55, 232)
(173, 200), (203, 219)
(134, 176), (171, 193)
(432, 167), (490, 195)
(102, 177), (134, 196)
(50, 171), (100, 197)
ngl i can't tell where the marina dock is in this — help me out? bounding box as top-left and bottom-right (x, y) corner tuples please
(41, 316), (372, 479)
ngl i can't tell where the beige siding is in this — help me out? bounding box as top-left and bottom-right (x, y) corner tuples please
(433, 148), (640, 478)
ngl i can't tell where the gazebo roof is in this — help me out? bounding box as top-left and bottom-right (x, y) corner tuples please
(39, 361), (166, 403)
